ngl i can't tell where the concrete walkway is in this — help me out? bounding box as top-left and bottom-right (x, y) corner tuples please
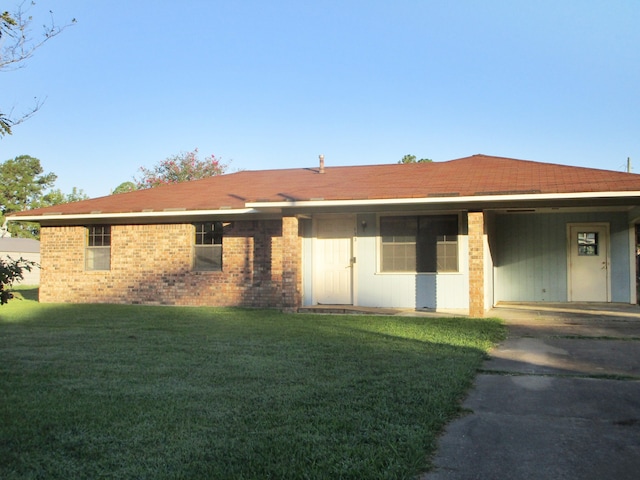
(422, 303), (640, 480)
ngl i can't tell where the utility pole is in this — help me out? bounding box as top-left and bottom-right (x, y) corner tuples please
(628, 157), (632, 173)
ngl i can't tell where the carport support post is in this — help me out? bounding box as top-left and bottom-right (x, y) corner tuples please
(281, 215), (302, 312)
(468, 211), (485, 318)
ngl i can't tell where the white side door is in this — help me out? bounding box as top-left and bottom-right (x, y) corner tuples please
(568, 224), (610, 302)
(314, 216), (354, 304)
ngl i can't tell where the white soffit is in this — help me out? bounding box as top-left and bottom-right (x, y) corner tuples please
(246, 191), (640, 208)
(8, 191), (640, 223)
(7, 208), (258, 222)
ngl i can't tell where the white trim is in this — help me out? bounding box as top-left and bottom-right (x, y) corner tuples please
(9, 190), (640, 223)
(630, 223), (638, 305)
(6, 208), (259, 222)
(247, 191), (640, 209)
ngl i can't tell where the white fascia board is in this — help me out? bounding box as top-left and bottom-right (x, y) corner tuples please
(12, 191), (640, 222)
(245, 191), (640, 209)
(7, 208), (259, 223)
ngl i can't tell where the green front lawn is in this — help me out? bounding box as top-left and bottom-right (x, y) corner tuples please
(0, 290), (504, 479)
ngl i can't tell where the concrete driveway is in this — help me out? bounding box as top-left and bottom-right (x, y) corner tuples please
(422, 303), (640, 480)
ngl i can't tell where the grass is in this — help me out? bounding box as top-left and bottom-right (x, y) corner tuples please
(0, 289), (505, 479)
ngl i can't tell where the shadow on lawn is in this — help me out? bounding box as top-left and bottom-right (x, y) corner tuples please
(0, 297), (505, 480)
(10, 286), (39, 302)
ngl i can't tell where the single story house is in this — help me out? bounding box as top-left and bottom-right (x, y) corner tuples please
(0, 236), (41, 285)
(7, 154), (640, 317)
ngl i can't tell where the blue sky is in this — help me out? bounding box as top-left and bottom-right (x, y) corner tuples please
(2, 0), (639, 198)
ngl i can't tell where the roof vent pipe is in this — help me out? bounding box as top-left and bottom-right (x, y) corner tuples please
(319, 154), (325, 174)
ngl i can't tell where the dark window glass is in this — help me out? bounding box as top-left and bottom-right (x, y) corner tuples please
(577, 232), (599, 256)
(194, 222), (223, 271)
(381, 215), (458, 273)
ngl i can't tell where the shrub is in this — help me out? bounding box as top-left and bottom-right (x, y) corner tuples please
(0, 257), (36, 304)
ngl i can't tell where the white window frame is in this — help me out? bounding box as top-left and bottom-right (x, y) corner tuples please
(85, 225), (111, 271)
(193, 222), (223, 271)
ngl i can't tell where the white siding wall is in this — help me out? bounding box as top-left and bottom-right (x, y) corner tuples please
(354, 213), (469, 309)
(494, 211), (631, 303)
(302, 212), (469, 310)
(483, 221), (494, 310)
(301, 219), (314, 306)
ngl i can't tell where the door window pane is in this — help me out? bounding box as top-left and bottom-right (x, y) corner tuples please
(577, 232), (598, 256)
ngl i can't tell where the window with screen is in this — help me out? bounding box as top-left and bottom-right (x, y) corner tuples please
(380, 215), (458, 273)
(193, 222), (223, 271)
(85, 225), (111, 271)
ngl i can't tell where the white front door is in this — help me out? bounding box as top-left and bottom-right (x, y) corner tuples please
(314, 216), (354, 304)
(568, 224), (610, 302)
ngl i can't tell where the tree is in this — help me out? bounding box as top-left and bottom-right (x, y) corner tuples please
(112, 181), (137, 194)
(1, 3), (76, 137)
(0, 156), (89, 238)
(398, 154), (433, 164)
(0, 256), (35, 305)
(135, 149), (229, 189)
(63, 186), (89, 203)
(0, 155), (57, 212)
(0, 155), (56, 238)
(41, 186), (89, 205)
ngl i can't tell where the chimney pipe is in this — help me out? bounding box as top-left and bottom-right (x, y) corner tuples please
(319, 154), (325, 174)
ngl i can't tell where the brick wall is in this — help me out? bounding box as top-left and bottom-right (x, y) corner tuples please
(39, 219), (301, 309)
(281, 216), (302, 312)
(467, 211), (485, 317)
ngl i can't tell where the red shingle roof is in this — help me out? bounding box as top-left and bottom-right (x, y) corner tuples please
(10, 154), (640, 217)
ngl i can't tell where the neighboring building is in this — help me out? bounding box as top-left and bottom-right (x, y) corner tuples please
(7, 154), (640, 317)
(0, 237), (41, 285)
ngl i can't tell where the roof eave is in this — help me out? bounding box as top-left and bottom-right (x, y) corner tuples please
(8, 191), (640, 223)
(6, 207), (261, 223)
(246, 191), (640, 208)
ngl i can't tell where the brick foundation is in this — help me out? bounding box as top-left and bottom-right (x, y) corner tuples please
(39, 219), (301, 309)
